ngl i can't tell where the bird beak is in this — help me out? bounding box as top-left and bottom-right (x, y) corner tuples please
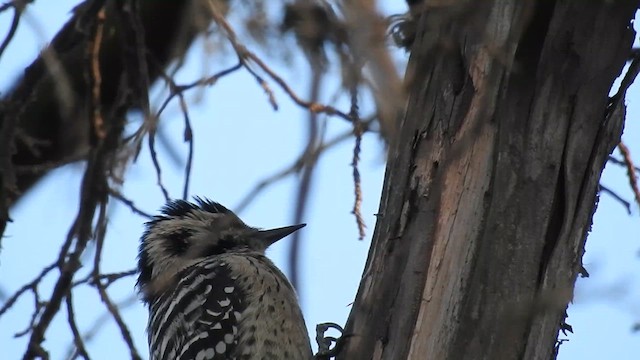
(257, 224), (306, 246)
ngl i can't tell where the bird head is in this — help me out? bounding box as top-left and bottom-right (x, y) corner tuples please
(136, 197), (304, 303)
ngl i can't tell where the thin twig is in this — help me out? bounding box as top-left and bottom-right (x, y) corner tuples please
(617, 142), (640, 209)
(153, 61), (243, 121)
(350, 88), (366, 240)
(91, 202), (142, 360)
(13, 153), (87, 174)
(0, 2), (15, 13)
(73, 268), (137, 288)
(109, 189), (153, 219)
(206, 0), (353, 122)
(148, 132), (171, 201)
(23, 19), (117, 351)
(600, 184), (632, 214)
(175, 88), (194, 200)
(0, 262), (56, 317)
(90, 7), (107, 140)
(13, 287), (43, 338)
(608, 155), (640, 172)
(116, 0), (164, 204)
(144, 62), (244, 201)
(66, 293), (90, 360)
(340, 0), (404, 143)
(288, 55), (325, 290)
(234, 119), (374, 213)
(23, 151), (106, 359)
(63, 294), (139, 360)
(0, 1), (22, 59)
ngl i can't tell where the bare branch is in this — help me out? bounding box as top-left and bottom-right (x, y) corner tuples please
(13, 154), (87, 174)
(0, 262), (56, 318)
(235, 118), (374, 213)
(608, 155), (640, 172)
(91, 202), (141, 360)
(617, 142), (640, 209)
(175, 87), (194, 200)
(65, 293), (90, 360)
(206, 0), (353, 122)
(339, 0), (404, 143)
(148, 133), (171, 201)
(73, 268), (137, 288)
(600, 184), (632, 214)
(21, 12), (124, 351)
(288, 50), (326, 289)
(23, 153), (107, 359)
(13, 286), (43, 338)
(147, 62), (245, 202)
(0, 0), (24, 59)
(349, 76), (366, 241)
(109, 189), (153, 219)
(153, 62), (243, 121)
(64, 294), (139, 360)
(89, 7), (107, 140)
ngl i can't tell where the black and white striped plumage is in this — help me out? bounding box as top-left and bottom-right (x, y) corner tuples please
(137, 198), (312, 360)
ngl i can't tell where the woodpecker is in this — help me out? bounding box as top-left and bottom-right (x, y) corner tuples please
(136, 198), (313, 360)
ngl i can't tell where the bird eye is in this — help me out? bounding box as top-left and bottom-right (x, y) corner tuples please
(166, 229), (193, 255)
(202, 234), (238, 257)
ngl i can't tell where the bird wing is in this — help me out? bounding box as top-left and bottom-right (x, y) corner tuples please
(148, 261), (245, 360)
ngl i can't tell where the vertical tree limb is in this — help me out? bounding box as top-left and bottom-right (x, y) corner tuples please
(338, 1), (637, 359)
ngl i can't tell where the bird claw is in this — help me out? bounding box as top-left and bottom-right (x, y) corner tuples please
(314, 322), (348, 359)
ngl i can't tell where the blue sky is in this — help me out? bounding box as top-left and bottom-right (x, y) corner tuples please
(0, 2), (638, 359)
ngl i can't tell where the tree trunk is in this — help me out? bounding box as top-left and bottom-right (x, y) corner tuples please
(338, 1), (637, 359)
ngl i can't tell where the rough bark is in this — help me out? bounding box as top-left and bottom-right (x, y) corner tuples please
(338, 1), (637, 359)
